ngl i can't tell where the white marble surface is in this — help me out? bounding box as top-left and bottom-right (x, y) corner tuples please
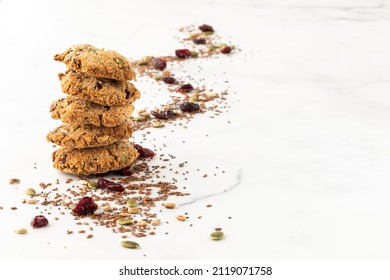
(1, 0), (390, 260)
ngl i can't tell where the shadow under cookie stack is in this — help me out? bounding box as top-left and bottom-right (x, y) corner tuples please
(47, 44), (140, 175)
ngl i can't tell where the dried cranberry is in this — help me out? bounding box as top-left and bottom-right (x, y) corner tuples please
(152, 58), (167, 71)
(180, 102), (200, 112)
(97, 178), (125, 192)
(113, 166), (134, 176)
(151, 109), (174, 120)
(176, 84), (194, 93)
(199, 24), (214, 33)
(31, 215), (49, 228)
(133, 144), (156, 158)
(193, 38), (206, 45)
(220, 46), (232, 54)
(73, 197), (98, 216)
(175, 49), (192, 59)
(162, 76), (176, 84)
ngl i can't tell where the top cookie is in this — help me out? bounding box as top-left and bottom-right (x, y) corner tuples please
(54, 44), (136, 81)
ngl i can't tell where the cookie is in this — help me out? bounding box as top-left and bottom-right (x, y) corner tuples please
(50, 96), (134, 127)
(54, 44), (136, 81)
(59, 70), (140, 106)
(52, 141), (139, 175)
(46, 122), (133, 148)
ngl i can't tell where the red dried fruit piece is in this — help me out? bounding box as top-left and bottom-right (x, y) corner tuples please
(220, 46), (232, 54)
(31, 215), (49, 228)
(97, 178), (125, 192)
(133, 144), (156, 158)
(152, 58), (167, 71)
(193, 38), (206, 45)
(176, 84), (194, 93)
(199, 24), (214, 33)
(162, 76), (176, 84)
(179, 102), (200, 112)
(151, 109), (174, 120)
(113, 166), (134, 176)
(73, 196), (98, 216)
(175, 49), (192, 59)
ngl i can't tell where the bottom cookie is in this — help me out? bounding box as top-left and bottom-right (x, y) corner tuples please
(52, 141), (139, 175)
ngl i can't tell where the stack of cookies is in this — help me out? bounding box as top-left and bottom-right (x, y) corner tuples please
(47, 44), (140, 175)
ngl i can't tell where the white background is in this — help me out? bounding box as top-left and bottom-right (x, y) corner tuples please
(1, 0), (390, 266)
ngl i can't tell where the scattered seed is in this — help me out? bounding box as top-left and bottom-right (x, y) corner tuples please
(151, 219), (161, 226)
(87, 234), (93, 239)
(26, 198), (39, 204)
(9, 178), (20, 184)
(25, 188), (36, 197)
(78, 179), (88, 185)
(152, 121), (165, 128)
(164, 202), (176, 209)
(116, 218), (133, 226)
(138, 220), (147, 227)
(87, 181), (97, 190)
(128, 208), (141, 214)
(15, 228), (27, 234)
(210, 231), (224, 240)
(121, 240), (140, 249)
(215, 227), (222, 231)
(176, 215), (186, 221)
(127, 199), (138, 208)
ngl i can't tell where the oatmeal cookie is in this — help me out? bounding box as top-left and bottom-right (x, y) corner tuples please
(47, 122), (133, 148)
(59, 70), (140, 106)
(54, 44), (136, 81)
(50, 96), (134, 127)
(52, 141), (139, 175)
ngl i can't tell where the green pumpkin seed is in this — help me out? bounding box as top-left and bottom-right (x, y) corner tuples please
(121, 240), (139, 249)
(117, 218), (133, 226)
(115, 57), (124, 66)
(210, 231), (224, 240)
(152, 121), (164, 128)
(25, 188), (36, 197)
(120, 154), (127, 164)
(87, 181), (97, 190)
(127, 199), (138, 208)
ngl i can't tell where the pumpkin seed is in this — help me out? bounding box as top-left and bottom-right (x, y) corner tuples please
(121, 240), (140, 249)
(152, 121), (164, 128)
(210, 231), (224, 240)
(115, 57), (124, 66)
(116, 218), (133, 226)
(87, 181), (97, 190)
(25, 188), (36, 197)
(127, 199), (138, 208)
(132, 116), (146, 121)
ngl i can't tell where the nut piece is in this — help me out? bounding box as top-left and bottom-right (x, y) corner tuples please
(176, 215), (186, 221)
(151, 219), (161, 226)
(26, 198), (39, 204)
(15, 228), (28, 234)
(78, 179), (88, 185)
(164, 202), (176, 209)
(128, 208), (141, 214)
(9, 178), (20, 184)
(138, 220), (147, 227)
